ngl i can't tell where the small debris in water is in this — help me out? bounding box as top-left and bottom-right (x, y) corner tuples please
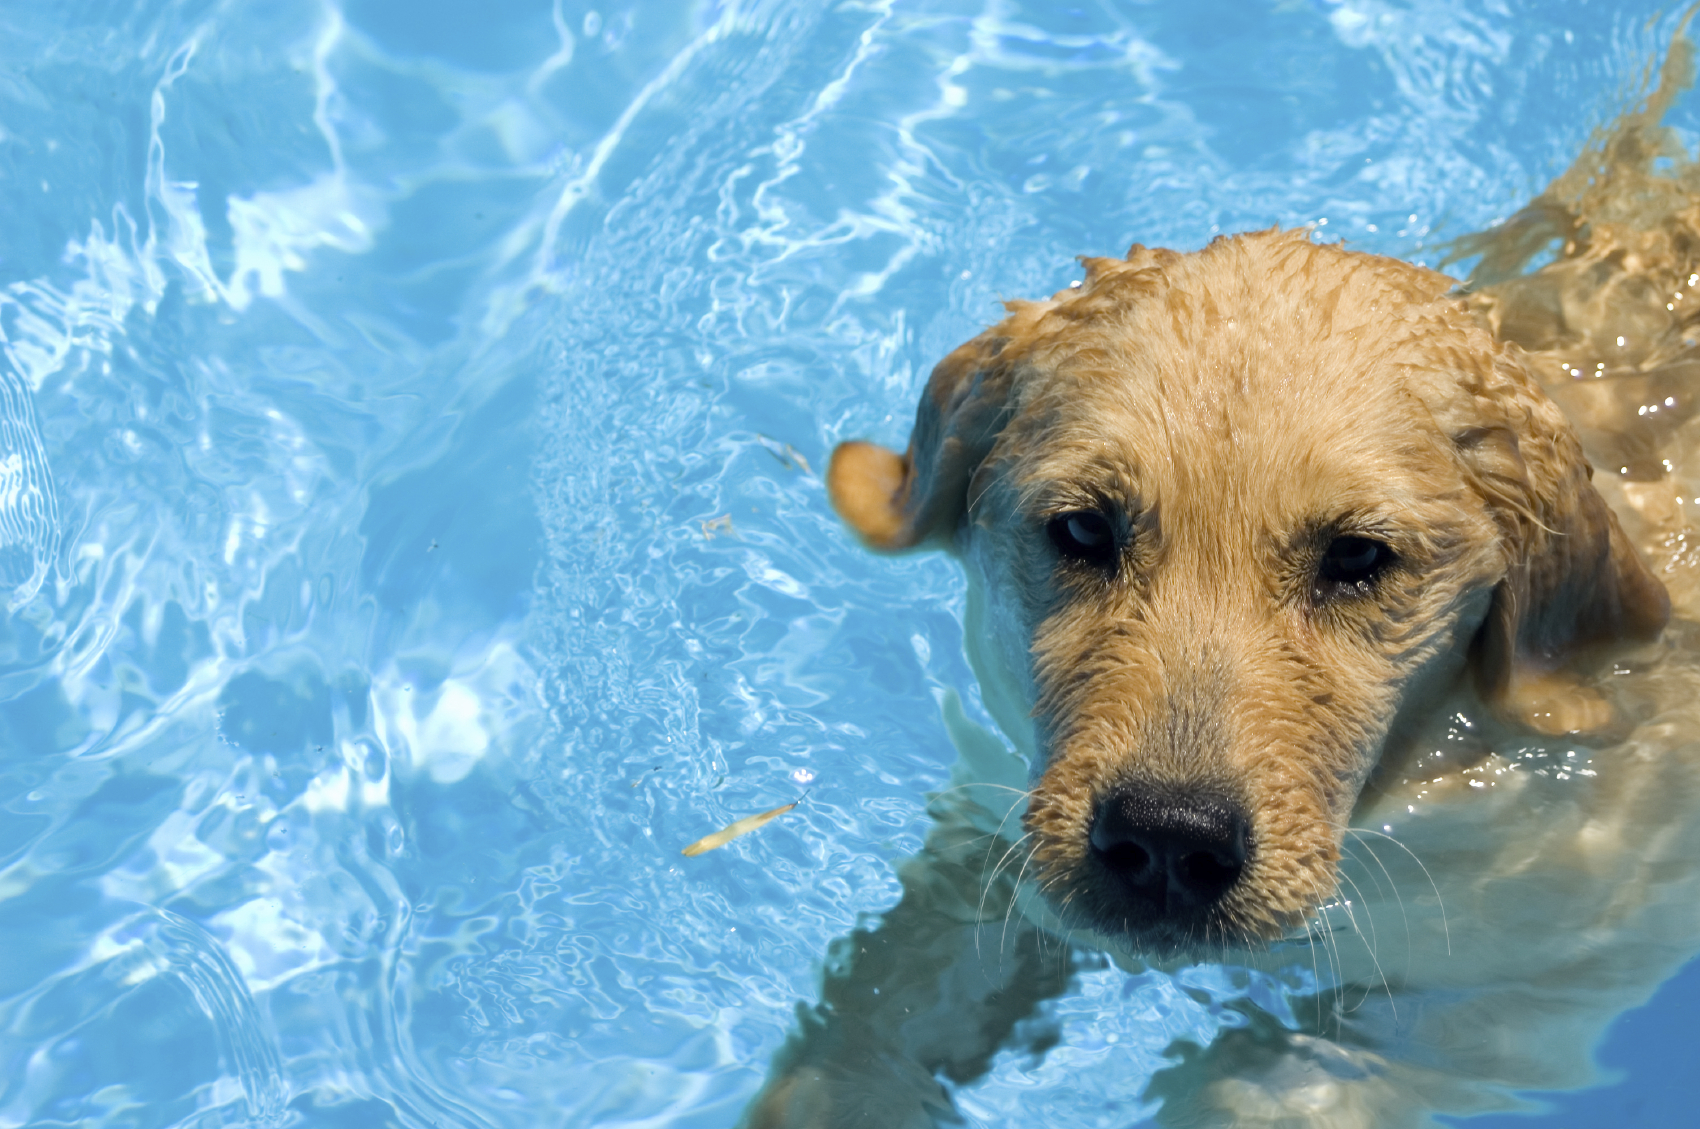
(701, 514), (734, 539)
(682, 793), (808, 856)
(756, 434), (813, 475)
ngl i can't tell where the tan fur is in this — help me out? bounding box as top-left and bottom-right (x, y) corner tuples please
(829, 229), (1667, 951)
(743, 24), (1700, 1129)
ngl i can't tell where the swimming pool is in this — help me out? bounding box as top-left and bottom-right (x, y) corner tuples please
(2, 0), (1697, 1125)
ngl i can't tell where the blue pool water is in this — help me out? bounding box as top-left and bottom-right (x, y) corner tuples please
(2, 1), (1698, 1126)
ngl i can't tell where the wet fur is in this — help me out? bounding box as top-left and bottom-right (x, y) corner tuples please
(831, 218), (1667, 957)
(748, 26), (1700, 1129)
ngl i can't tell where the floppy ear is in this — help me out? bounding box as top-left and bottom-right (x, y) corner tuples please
(1448, 349), (1669, 729)
(829, 253), (1164, 550)
(828, 323), (1030, 552)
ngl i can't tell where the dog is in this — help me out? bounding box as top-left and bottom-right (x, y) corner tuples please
(743, 29), (1700, 1129)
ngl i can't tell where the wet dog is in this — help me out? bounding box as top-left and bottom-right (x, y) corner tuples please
(746, 28), (1700, 1129)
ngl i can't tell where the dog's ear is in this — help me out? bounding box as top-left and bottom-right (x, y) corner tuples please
(1443, 349), (1669, 728)
(828, 254), (1158, 550)
(828, 325), (1029, 551)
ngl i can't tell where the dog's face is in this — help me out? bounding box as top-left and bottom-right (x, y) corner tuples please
(829, 230), (1668, 955)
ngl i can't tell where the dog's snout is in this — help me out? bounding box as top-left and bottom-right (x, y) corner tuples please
(1089, 784), (1249, 913)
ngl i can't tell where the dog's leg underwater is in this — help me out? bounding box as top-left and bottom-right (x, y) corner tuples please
(741, 787), (1079, 1128)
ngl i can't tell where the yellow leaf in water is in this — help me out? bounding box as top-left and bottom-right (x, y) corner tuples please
(755, 434), (813, 476)
(682, 799), (800, 856)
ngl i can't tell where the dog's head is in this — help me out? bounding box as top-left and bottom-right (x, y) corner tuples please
(829, 230), (1668, 953)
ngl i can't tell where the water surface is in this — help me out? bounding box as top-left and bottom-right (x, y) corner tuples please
(1, 1), (1697, 1126)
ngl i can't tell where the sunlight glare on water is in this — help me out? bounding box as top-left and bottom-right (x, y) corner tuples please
(0, 1), (1696, 1127)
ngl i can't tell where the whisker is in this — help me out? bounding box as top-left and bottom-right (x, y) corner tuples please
(972, 785), (1038, 886)
(977, 832), (1036, 966)
(1305, 909), (1326, 1033)
(932, 781), (1036, 801)
(1344, 832), (1415, 981)
(1333, 868), (1397, 1021)
(1317, 913), (1346, 1037)
(1297, 871), (1346, 1032)
(990, 785), (1038, 828)
(1349, 826), (1450, 957)
(1001, 839), (1044, 958)
(1334, 845), (1385, 961)
(979, 832), (1034, 909)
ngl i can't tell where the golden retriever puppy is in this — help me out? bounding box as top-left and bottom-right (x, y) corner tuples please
(831, 227), (1666, 951)
(744, 31), (1700, 1129)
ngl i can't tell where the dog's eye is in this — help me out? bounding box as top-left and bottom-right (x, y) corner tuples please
(1317, 536), (1393, 592)
(1048, 511), (1116, 563)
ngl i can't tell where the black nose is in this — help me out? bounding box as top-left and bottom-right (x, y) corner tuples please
(1089, 783), (1249, 914)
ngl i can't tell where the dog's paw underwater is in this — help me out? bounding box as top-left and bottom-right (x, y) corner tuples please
(751, 24), (1700, 1129)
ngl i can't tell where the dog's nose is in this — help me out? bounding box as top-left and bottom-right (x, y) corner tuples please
(1088, 784), (1249, 913)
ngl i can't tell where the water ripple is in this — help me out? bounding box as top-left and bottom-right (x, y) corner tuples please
(0, 362), (57, 609)
(2, 1), (1699, 1127)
